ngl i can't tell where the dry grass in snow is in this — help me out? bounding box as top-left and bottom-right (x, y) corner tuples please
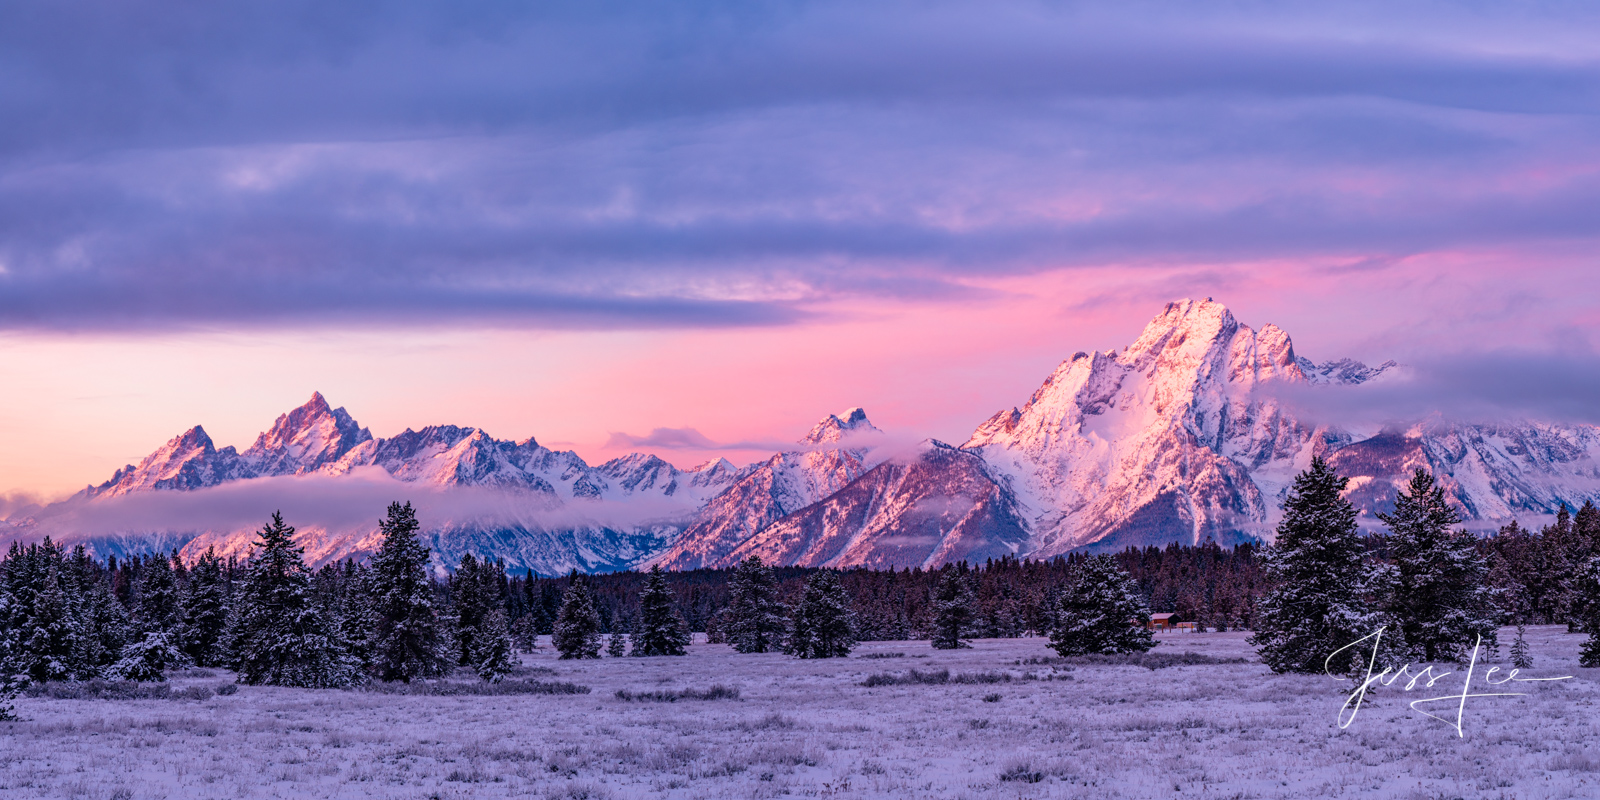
(2, 626), (1597, 799)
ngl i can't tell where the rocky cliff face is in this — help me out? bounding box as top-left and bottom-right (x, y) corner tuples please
(650, 409), (882, 570)
(963, 299), (1324, 553)
(720, 441), (1028, 569)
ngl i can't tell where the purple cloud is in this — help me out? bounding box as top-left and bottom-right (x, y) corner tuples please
(1, 1), (1598, 330)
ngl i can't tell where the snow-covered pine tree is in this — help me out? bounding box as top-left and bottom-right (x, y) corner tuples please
(632, 565), (690, 656)
(451, 552), (491, 666)
(606, 631), (628, 657)
(179, 547), (229, 667)
(473, 609), (515, 682)
(231, 512), (362, 687)
(368, 501), (450, 682)
(0, 674), (15, 721)
(334, 560), (375, 674)
(1048, 554), (1155, 657)
(73, 550), (131, 679)
(722, 556), (787, 654)
(552, 573), (602, 659)
(1579, 558), (1600, 668)
(53, 544), (105, 680)
(1567, 503), (1600, 633)
(786, 570), (856, 659)
(930, 567), (977, 650)
(134, 552), (180, 635)
(107, 631), (190, 682)
(1252, 457), (1392, 674)
(0, 551), (21, 714)
(511, 614), (540, 653)
(0, 635), (16, 718)
(1510, 625), (1532, 669)
(1381, 469), (1496, 663)
(22, 554), (74, 683)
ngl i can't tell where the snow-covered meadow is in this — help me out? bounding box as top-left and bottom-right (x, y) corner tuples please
(3, 627), (1597, 800)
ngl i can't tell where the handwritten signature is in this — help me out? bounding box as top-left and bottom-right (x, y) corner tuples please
(1326, 627), (1573, 737)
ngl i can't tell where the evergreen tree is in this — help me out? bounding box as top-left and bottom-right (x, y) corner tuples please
(632, 565), (690, 656)
(1579, 558), (1600, 668)
(1567, 503), (1600, 632)
(134, 553), (180, 634)
(1381, 470), (1497, 663)
(552, 574), (602, 659)
(0, 677), (15, 721)
(335, 561), (376, 673)
(1048, 554), (1156, 656)
(107, 631), (189, 681)
(451, 553), (492, 666)
(1538, 505), (1579, 627)
(231, 512), (362, 687)
(368, 501), (450, 682)
(179, 547), (229, 667)
(0, 614), (17, 718)
(786, 570), (856, 659)
(931, 568), (977, 650)
(606, 631), (628, 657)
(722, 556), (788, 654)
(510, 615), (540, 653)
(473, 609), (515, 682)
(22, 555), (74, 683)
(1510, 625), (1532, 670)
(76, 561), (131, 678)
(1252, 458), (1392, 674)
(0, 546), (24, 698)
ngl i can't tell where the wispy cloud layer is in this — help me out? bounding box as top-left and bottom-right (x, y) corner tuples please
(17, 468), (701, 543)
(1268, 349), (1600, 427)
(2, 0), (1598, 330)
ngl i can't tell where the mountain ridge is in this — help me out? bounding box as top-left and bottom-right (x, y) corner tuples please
(8, 299), (1600, 572)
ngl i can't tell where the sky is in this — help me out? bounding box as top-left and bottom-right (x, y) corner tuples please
(3, 0), (1600, 503)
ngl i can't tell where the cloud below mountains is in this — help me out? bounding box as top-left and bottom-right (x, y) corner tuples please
(15, 468), (703, 547)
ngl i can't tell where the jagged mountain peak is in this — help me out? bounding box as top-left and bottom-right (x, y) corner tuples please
(171, 425), (217, 451)
(250, 392), (364, 446)
(1126, 298), (1239, 359)
(90, 423), (246, 498)
(1116, 298), (1300, 387)
(963, 299), (1330, 554)
(243, 392), (373, 474)
(801, 407), (879, 445)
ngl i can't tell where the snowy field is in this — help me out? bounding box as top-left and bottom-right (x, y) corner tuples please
(2, 627), (1597, 800)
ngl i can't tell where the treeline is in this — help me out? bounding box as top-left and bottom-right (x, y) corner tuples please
(1477, 502), (1600, 627)
(0, 503), (520, 698)
(510, 543), (1267, 640)
(4, 470), (1598, 700)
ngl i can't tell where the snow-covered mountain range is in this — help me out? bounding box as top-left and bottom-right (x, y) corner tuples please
(8, 299), (1599, 572)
